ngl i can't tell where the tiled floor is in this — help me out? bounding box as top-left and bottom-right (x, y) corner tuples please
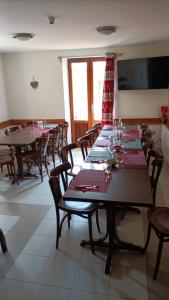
(0, 150), (169, 300)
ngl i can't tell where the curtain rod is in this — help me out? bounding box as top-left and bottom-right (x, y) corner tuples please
(58, 53), (122, 62)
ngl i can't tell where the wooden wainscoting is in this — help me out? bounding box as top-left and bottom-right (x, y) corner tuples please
(73, 121), (89, 143)
(0, 120), (11, 129)
(10, 119), (65, 126)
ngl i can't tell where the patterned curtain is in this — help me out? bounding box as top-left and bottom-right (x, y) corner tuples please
(101, 54), (115, 127)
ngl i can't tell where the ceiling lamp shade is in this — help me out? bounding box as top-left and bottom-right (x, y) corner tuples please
(12, 33), (35, 41)
(96, 26), (117, 35)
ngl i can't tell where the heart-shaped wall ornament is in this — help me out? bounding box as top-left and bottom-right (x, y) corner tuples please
(30, 77), (39, 89)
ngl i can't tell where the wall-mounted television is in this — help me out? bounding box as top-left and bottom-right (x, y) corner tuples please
(118, 56), (169, 90)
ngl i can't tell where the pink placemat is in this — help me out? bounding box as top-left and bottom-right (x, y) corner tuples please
(123, 151), (147, 169)
(68, 169), (111, 193)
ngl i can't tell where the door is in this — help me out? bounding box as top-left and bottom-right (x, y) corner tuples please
(68, 57), (106, 142)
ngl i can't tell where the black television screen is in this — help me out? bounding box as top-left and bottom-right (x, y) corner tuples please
(118, 56), (169, 90)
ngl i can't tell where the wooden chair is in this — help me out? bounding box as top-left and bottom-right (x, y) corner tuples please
(5, 126), (21, 136)
(146, 148), (164, 170)
(0, 154), (18, 184)
(17, 135), (49, 182)
(58, 122), (68, 147)
(47, 128), (61, 167)
(86, 128), (98, 145)
(144, 207), (169, 279)
(60, 142), (81, 177)
(49, 162), (100, 254)
(78, 134), (91, 160)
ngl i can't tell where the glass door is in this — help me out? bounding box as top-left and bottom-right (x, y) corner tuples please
(68, 58), (105, 142)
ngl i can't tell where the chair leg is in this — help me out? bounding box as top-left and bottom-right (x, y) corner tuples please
(144, 223), (152, 252)
(44, 156), (49, 176)
(0, 228), (7, 253)
(56, 211), (60, 249)
(67, 213), (71, 228)
(95, 209), (101, 233)
(88, 215), (95, 255)
(153, 237), (164, 280)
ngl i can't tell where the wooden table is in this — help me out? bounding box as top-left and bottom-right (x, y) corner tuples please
(0, 127), (48, 179)
(63, 126), (153, 274)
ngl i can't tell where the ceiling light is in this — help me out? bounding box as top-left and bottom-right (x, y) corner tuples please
(96, 26), (117, 35)
(12, 33), (35, 41)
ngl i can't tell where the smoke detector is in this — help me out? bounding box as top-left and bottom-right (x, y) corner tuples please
(96, 26), (117, 35)
(13, 33), (35, 41)
(48, 16), (56, 24)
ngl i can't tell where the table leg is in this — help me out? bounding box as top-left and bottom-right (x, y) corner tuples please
(80, 204), (144, 274)
(0, 228), (7, 253)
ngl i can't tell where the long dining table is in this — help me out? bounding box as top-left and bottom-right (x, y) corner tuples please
(63, 124), (153, 274)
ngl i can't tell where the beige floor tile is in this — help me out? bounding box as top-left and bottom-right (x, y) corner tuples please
(5, 231), (33, 252)
(109, 267), (148, 300)
(34, 219), (56, 236)
(0, 215), (19, 231)
(49, 237), (83, 261)
(0, 278), (33, 300)
(5, 253), (47, 283)
(22, 234), (55, 257)
(29, 284), (69, 300)
(37, 257), (78, 288)
(69, 290), (107, 300)
(0, 251), (19, 277)
(72, 262), (110, 294)
(10, 217), (42, 234)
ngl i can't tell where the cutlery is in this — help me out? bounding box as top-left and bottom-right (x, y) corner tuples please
(91, 160), (105, 164)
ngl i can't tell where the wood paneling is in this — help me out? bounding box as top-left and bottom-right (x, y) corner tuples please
(0, 120), (11, 129)
(74, 121), (88, 142)
(0, 119), (65, 129)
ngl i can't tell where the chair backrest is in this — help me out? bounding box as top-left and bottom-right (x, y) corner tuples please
(5, 126), (21, 136)
(35, 136), (49, 157)
(49, 161), (71, 192)
(150, 156), (164, 206)
(78, 134), (91, 160)
(146, 148), (163, 169)
(86, 128), (98, 144)
(60, 143), (77, 167)
(58, 122), (69, 146)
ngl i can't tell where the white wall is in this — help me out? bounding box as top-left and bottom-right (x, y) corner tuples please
(2, 52), (65, 119)
(2, 40), (169, 120)
(0, 54), (8, 121)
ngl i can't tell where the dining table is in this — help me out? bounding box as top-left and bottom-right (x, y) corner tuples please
(0, 127), (50, 179)
(63, 124), (153, 274)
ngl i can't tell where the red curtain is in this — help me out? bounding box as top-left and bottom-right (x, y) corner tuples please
(101, 56), (115, 127)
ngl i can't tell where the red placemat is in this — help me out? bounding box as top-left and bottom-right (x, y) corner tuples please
(68, 169), (111, 193)
(123, 151), (147, 169)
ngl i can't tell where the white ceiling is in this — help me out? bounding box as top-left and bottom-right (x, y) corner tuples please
(1, 0), (169, 52)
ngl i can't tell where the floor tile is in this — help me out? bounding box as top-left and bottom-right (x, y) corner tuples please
(23, 234), (55, 257)
(0, 215), (19, 231)
(69, 290), (107, 300)
(5, 231), (33, 252)
(29, 284), (69, 300)
(37, 257), (78, 288)
(0, 278), (33, 300)
(5, 253), (47, 283)
(109, 267), (148, 300)
(49, 237), (83, 261)
(9, 217), (42, 234)
(72, 262), (110, 294)
(0, 251), (19, 277)
(34, 219), (56, 236)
